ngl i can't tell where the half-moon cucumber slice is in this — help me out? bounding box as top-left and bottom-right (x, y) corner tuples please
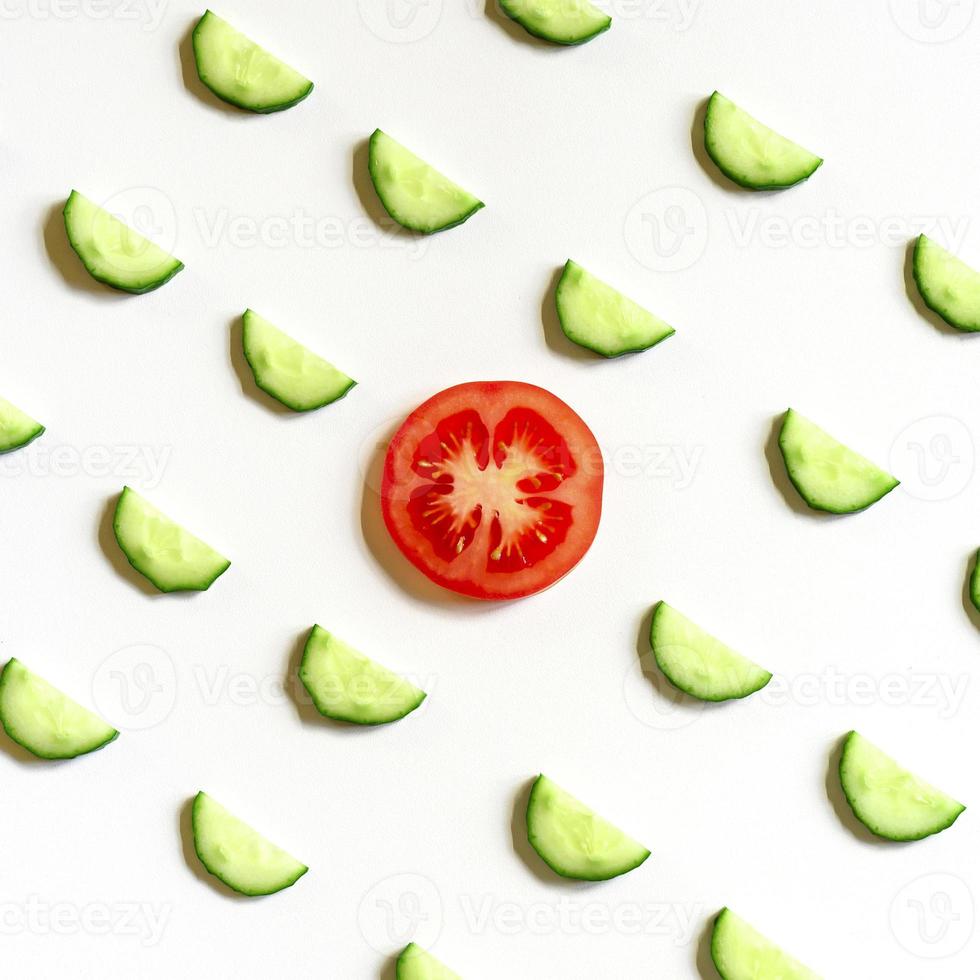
(0, 397), (44, 454)
(191, 791), (308, 896)
(396, 943), (461, 980)
(0, 658), (118, 760)
(777, 409), (898, 513)
(704, 92), (822, 190)
(192, 10), (313, 113)
(112, 486), (230, 593)
(525, 774), (649, 881)
(498, 0), (611, 44)
(368, 130), (484, 235)
(650, 602), (771, 702)
(912, 234), (980, 332)
(838, 731), (964, 841)
(555, 260), (675, 357)
(970, 550), (980, 614)
(241, 310), (355, 411)
(63, 190), (183, 294)
(299, 625), (426, 725)
(711, 908), (820, 980)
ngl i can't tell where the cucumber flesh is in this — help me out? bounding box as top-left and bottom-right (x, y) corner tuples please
(0, 658), (118, 760)
(241, 310), (355, 411)
(650, 602), (771, 702)
(0, 397), (44, 454)
(63, 190), (183, 294)
(838, 731), (964, 841)
(711, 908), (820, 980)
(913, 234), (980, 332)
(192, 10), (313, 113)
(777, 409), (898, 514)
(368, 130), (483, 235)
(191, 791), (308, 896)
(525, 774), (649, 881)
(299, 625), (426, 725)
(498, 0), (611, 44)
(396, 943), (460, 980)
(704, 92), (822, 190)
(555, 260), (674, 357)
(112, 486), (230, 593)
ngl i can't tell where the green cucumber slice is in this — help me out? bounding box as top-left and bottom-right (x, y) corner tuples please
(555, 260), (675, 357)
(971, 550), (980, 614)
(838, 731), (964, 841)
(649, 602), (771, 702)
(498, 0), (611, 44)
(0, 658), (117, 760)
(396, 943), (460, 980)
(112, 486), (230, 593)
(0, 397), (44, 454)
(191, 791), (308, 896)
(777, 409), (898, 514)
(63, 190), (183, 294)
(704, 92), (823, 190)
(525, 774), (649, 881)
(241, 310), (355, 411)
(299, 625), (426, 725)
(913, 234), (980, 332)
(368, 130), (484, 235)
(192, 10), (313, 113)
(711, 908), (820, 980)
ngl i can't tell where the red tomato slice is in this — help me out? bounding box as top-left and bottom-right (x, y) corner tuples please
(381, 381), (603, 600)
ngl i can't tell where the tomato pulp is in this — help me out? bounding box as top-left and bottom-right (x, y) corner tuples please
(381, 381), (603, 600)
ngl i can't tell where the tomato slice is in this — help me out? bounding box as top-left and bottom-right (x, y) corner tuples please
(381, 381), (603, 600)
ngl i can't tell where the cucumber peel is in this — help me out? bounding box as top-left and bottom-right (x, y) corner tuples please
(777, 409), (898, 514)
(0, 397), (44, 454)
(711, 908), (820, 980)
(704, 92), (822, 190)
(396, 943), (460, 980)
(192, 10), (313, 113)
(525, 774), (649, 881)
(192, 791), (308, 895)
(650, 602), (771, 702)
(498, 0), (611, 44)
(555, 260), (674, 357)
(912, 234), (980, 332)
(0, 658), (118, 760)
(299, 625), (426, 725)
(242, 310), (355, 412)
(838, 731), (964, 841)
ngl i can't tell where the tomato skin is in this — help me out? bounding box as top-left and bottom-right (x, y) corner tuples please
(381, 381), (603, 600)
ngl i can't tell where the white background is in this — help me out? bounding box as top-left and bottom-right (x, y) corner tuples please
(1, 0), (979, 976)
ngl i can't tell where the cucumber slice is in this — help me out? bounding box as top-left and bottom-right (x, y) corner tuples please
(241, 310), (355, 412)
(63, 190), (183, 294)
(649, 602), (771, 702)
(711, 908), (820, 980)
(368, 130), (484, 235)
(396, 943), (460, 980)
(777, 409), (898, 514)
(555, 260), (675, 357)
(971, 550), (980, 614)
(191, 791), (308, 896)
(0, 397), (44, 455)
(704, 92), (823, 190)
(498, 0), (611, 44)
(192, 10), (313, 113)
(299, 625), (426, 725)
(838, 731), (964, 842)
(112, 486), (230, 593)
(912, 234), (980, 332)
(525, 774), (649, 881)
(0, 658), (117, 760)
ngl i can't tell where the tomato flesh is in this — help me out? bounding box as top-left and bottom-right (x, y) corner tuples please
(381, 381), (603, 600)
